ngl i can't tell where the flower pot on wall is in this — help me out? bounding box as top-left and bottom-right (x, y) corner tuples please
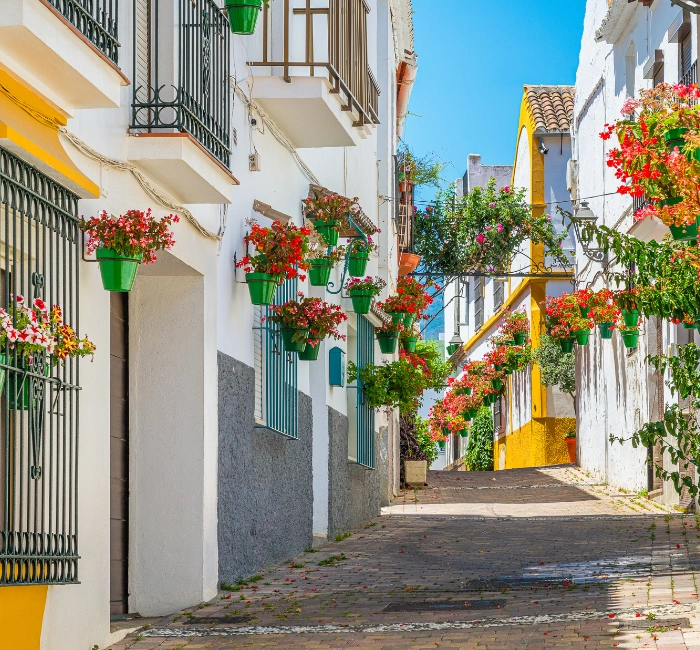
(659, 197), (699, 241)
(622, 309), (640, 327)
(398, 252), (421, 276)
(280, 328), (310, 353)
(96, 248), (142, 292)
(404, 460), (427, 487)
(298, 339), (321, 361)
(389, 312), (405, 325)
(664, 127), (689, 151)
(438, 440), (446, 450)
(575, 330), (590, 346)
(402, 337), (418, 353)
(313, 220), (340, 247)
(599, 322), (614, 340)
(621, 330), (639, 350)
(513, 333), (527, 346)
(377, 333), (399, 354)
(559, 338), (575, 353)
(308, 259), (332, 287)
(224, 0), (262, 35)
(245, 272), (279, 305)
(348, 290), (373, 314)
(348, 252), (369, 277)
(565, 437), (576, 463)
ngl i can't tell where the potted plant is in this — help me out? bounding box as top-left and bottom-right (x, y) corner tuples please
(81, 209), (178, 293)
(303, 193), (359, 247)
(615, 290), (641, 328)
(236, 220), (312, 305)
(401, 328), (419, 353)
(564, 429), (576, 463)
(345, 276), (386, 314)
(224, 0), (270, 35)
(307, 243), (345, 288)
(347, 236), (376, 277)
(542, 294), (579, 352)
(500, 308), (530, 346)
(588, 288), (618, 339)
(618, 323), (640, 350)
(376, 321), (403, 355)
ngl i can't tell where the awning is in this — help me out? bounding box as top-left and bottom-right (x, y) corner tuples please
(307, 184), (379, 237)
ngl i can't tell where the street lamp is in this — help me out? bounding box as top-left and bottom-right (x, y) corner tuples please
(571, 201), (605, 262)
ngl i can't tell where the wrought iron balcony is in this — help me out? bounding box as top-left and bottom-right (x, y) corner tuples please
(130, 0), (231, 167)
(248, 0), (380, 146)
(47, 0), (119, 64)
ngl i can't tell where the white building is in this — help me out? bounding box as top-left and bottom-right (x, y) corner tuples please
(0, 0), (416, 647)
(572, 0), (697, 504)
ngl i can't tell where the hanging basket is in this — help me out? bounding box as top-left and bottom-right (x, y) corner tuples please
(246, 272), (279, 305)
(683, 321), (697, 330)
(664, 127), (689, 152)
(575, 330), (590, 346)
(348, 252), (369, 277)
(482, 395), (491, 407)
(7, 358), (49, 411)
(622, 309), (640, 327)
(659, 197), (698, 241)
(559, 338), (575, 353)
(313, 220), (340, 247)
(308, 259), (332, 287)
(459, 430), (468, 438)
(621, 330), (639, 350)
(389, 312), (405, 325)
(598, 322), (614, 339)
(402, 337), (418, 353)
(403, 314), (416, 328)
(96, 248), (143, 292)
(377, 332), (399, 354)
(348, 290), (373, 314)
(504, 368), (513, 376)
(438, 440), (446, 450)
(491, 378), (503, 391)
(224, 0), (262, 35)
(513, 333), (527, 345)
(280, 328), (310, 354)
(580, 306), (591, 318)
(298, 339), (322, 361)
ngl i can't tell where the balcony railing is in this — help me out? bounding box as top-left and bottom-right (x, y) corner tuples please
(47, 0), (120, 65)
(250, 0), (380, 128)
(680, 60), (697, 87)
(130, 0), (231, 167)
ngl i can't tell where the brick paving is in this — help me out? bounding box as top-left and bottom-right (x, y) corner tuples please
(111, 465), (700, 650)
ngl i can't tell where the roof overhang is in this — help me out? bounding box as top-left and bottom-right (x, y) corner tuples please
(595, 0), (641, 43)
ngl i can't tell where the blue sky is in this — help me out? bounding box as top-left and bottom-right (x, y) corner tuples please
(406, 0), (586, 198)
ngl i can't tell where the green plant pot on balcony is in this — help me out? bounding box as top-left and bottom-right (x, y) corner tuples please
(377, 332), (399, 354)
(309, 259), (332, 287)
(96, 248), (142, 292)
(598, 322), (615, 340)
(313, 220), (340, 247)
(622, 309), (640, 327)
(280, 328), (309, 354)
(225, 0), (262, 35)
(389, 312), (405, 325)
(513, 333), (527, 345)
(298, 339), (321, 361)
(403, 314), (416, 328)
(6, 359), (49, 411)
(348, 290), (373, 314)
(438, 440), (446, 450)
(402, 337), (418, 353)
(575, 330), (590, 346)
(245, 272), (279, 305)
(621, 330), (639, 350)
(348, 252), (369, 277)
(559, 338), (575, 353)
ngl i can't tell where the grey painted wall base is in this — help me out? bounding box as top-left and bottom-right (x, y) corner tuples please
(218, 352), (314, 582)
(327, 406), (381, 540)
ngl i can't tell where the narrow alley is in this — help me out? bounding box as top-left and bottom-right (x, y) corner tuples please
(113, 467), (700, 649)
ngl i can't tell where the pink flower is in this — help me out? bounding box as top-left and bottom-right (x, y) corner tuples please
(476, 234), (485, 243)
(497, 224), (503, 233)
(620, 97), (640, 116)
(489, 202), (496, 208)
(503, 186), (511, 194)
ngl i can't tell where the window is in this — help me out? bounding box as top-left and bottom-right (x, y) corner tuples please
(0, 145), (81, 585)
(254, 279), (299, 439)
(474, 277), (484, 331)
(493, 279), (505, 310)
(653, 64), (664, 88)
(353, 315), (375, 469)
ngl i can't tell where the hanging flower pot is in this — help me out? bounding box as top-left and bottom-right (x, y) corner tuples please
(575, 330), (590, 346)
(504, 367), (513, 376)
(482, 395), (491, 407)
(402, 336), (418, 353)
(504, 339), (515, 347)
(8, 358), (49, 411)
(490, 392), (499, 404)
(96, 248), (143, 292)
(308, 259), (332, 287)
(622, 309), (640, 327)
(403, 314), (416, 328)
(683, 321), (697, 330)
(598, 322), (615, 339)
(389, 312), (405, 325)
(280, 328), (310, 354)
(658, 197), (699, 241)
(298, 339), (322, 361)
(513, 333), (527, 345)
(313, 220), (340, 247)
(345, 276), (385, 315)
(348, 252), (369, 277)
(559, 338), (575, 353)
(493, 364), (503, 372)
(664, 127), (689, 152)
(349, 290), (373, 314)
(246, 272), (279, 305)
(438, 440), (446, 450)
(459, 430), (468, 438)
(491, 378), (503, 391)
(446, 343), (460, 356)
(377, 332), (399, 354)
(580, 306), (591, 318)
(224, 0), (263, 34)
(621, 330), (639, 350)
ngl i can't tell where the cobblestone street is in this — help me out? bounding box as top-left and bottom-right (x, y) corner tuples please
(112, 466), (700, 649)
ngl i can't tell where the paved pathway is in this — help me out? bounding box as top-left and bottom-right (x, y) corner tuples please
(111, 465), (700, 649)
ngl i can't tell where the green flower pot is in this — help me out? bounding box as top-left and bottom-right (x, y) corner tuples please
(225, 0), (262, 34)
(446, 343), (460, 356)
(246, 272), (279, 305)
(670, 218), (699, 242)
(494, 364), (503, 372)
(298, 339), (321, 361)
(622, 309), (640, 327)
(280, 328), (309, 353)
(664, 127), (689, 152)
(313, 220), (340, 247)
(349, 290), (373, 314)
(438, 440), (446, 450)
(490, 393), (499, 404)
(559, 338), (575, 353)
(482, 395), (491, 407)
(309, 259), (332, 287)
(402, 337), (418, 353)
(7, 359), (49, 411)
(0, 354), (6, 396)
(504, 339), (515, 347)
(403, 314), (416, 328)
(505, 368), (513, 376)
(491, 378), (503, 391)
(621, 330), (639, 350)
(575, 330), (590, 346)
(377, 332), (398, 354)
(459, 430), (468, 438)
(96, 248), (142, 292)
(683, 322), (697, 330)
(389, 312), (405, 325)
(599, 322), (614, 340)
(513, 333), (527, 345)
(580, 306), (591, 318)
(348, 252), (369, 277)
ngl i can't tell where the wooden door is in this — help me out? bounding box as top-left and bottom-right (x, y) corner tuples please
(110, 293), (129, 616)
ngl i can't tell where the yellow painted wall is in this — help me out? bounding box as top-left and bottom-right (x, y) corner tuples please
(0, 586), (47, 650)
(495, 417), (575, 469)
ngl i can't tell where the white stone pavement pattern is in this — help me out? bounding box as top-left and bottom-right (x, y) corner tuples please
(111, 465), (700, 649)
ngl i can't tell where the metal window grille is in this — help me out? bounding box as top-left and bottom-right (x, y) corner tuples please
(131, 0), (231, 167)
(255, 280), (299, 439)
(493, 280), (504, 310)
(355, 315), (375, 469)
(46, 0), (120, 65)
(474, 277), (484, 332)
(681, 60), (697, 86)
(0, 145), (81, 586)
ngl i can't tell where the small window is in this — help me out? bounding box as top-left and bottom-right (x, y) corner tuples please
(494, 280), (505, 310)
(653, 64), (664, 88)
(681, 31), (695, 84)
(474, 277), (484, 331)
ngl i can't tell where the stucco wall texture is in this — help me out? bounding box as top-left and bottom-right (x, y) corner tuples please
(217, 353), (314, 582)
(328, 406), (381, 540)
(496, 417), (575, 470)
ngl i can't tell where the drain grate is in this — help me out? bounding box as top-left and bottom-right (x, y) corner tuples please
(383, 599), (506, 613)
(182, 616), (250, 626)
(618, 618), (690, 631)
(459, 578), (574, 591)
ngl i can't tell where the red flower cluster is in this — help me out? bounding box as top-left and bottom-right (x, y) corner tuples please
(382, 277), (439, 319)
(267, 294), (347, 345)
(237, 221), (312, 281)
(542, 293), (593, 339)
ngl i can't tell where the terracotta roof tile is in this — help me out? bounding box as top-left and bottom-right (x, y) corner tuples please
(524, 85), (575, 133)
